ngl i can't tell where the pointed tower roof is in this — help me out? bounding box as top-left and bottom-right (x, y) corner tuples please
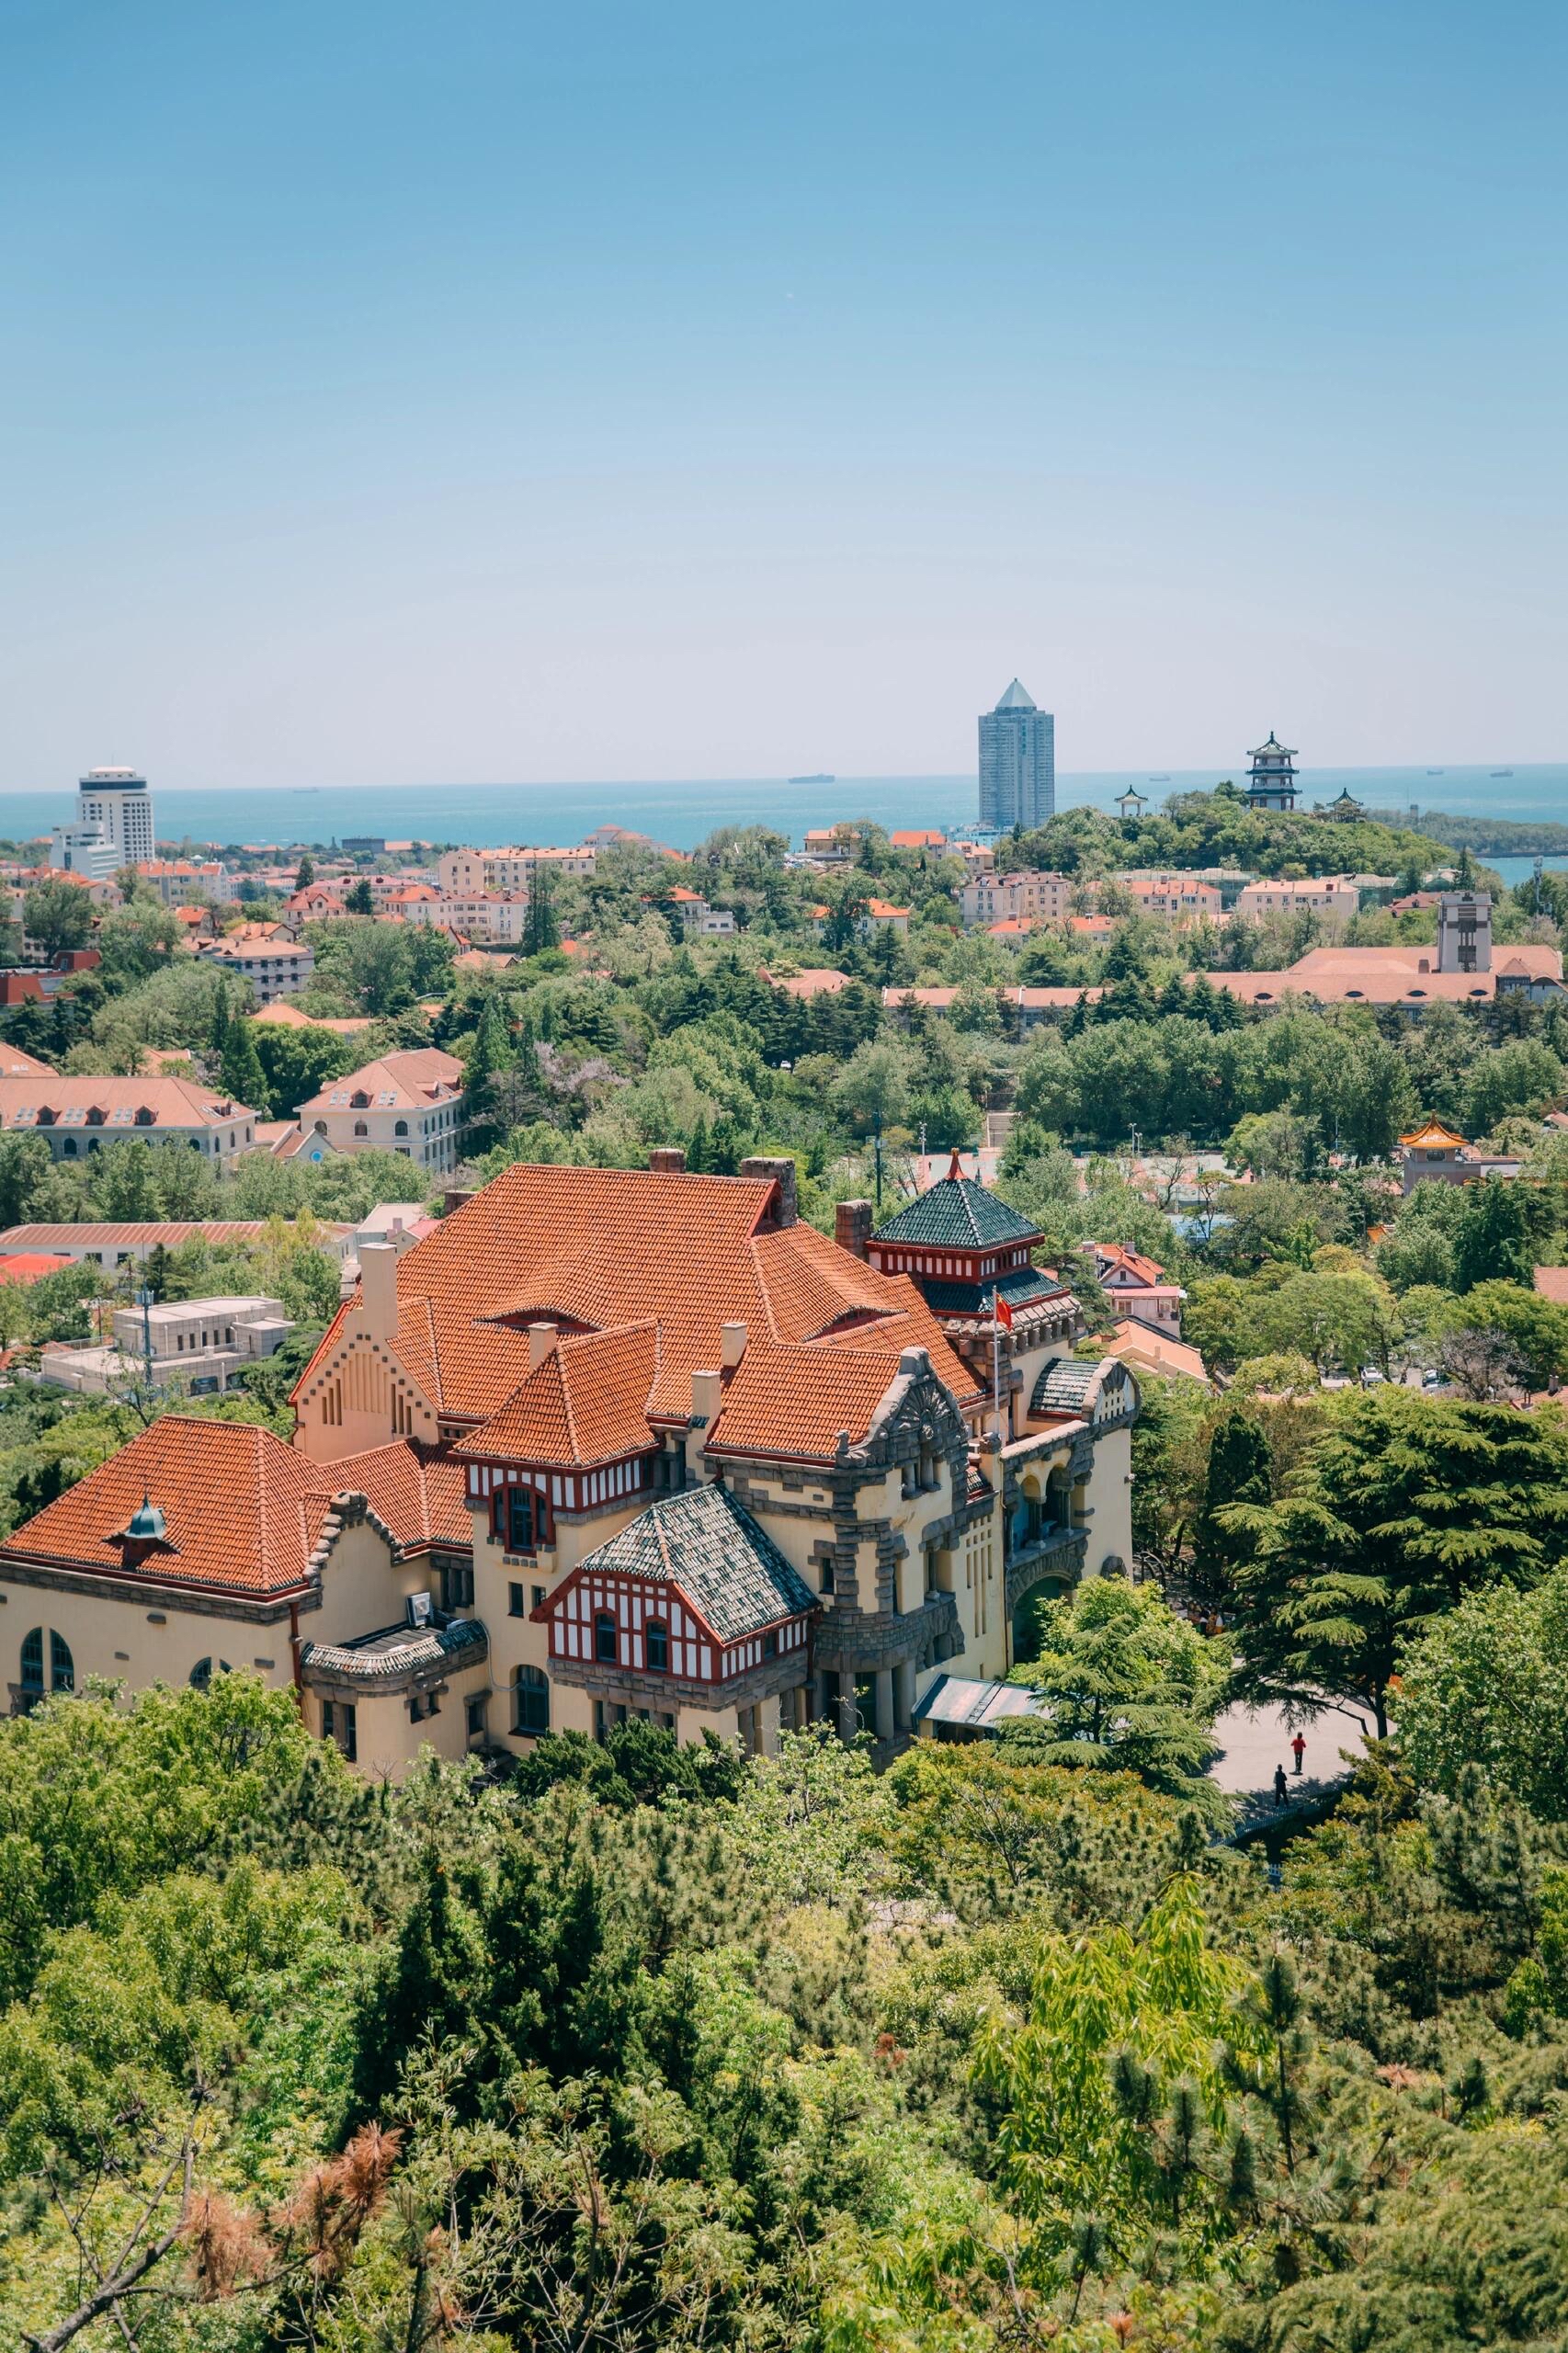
(872, 1166), (1040, 1250)
(994, 679), (1037, 711)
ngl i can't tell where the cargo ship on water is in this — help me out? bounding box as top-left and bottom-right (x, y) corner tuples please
(788, 771), (835, 783)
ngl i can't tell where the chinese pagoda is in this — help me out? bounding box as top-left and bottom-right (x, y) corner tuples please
(1244, 731), (1298, 813)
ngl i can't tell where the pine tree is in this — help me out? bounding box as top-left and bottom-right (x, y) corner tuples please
(522, 866), (561, 956)
(220, 1016), (269, 1115)
(208, 979), (231, 1063)
(295, 852), (315, 890)
(462, 996), (512, 1152)
(346, 879), (374, 915)
(1189, 1413), (1272, 1612)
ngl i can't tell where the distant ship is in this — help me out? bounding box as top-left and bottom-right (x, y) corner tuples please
(293, 788), (321, 794)
(1147, 773), (1171, 783)
(1426, 767), (1444, 776)
(788, 771), (835, 784)
(1492, 768), (1514, 778)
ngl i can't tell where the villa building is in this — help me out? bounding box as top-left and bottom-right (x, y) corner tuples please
(0, 1075), (260, 1164)
(294, 1049), (464, 1174)
(0, 1154), (1138, 1772)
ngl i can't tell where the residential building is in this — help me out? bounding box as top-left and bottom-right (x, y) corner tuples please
(1208, 905), (1562, 1013)
(862, 898), (910, 936)
(1118, 873), (1224, 923)
(1244, 731), (1298, 812)
(0, 1218), (352, 1269)
(0, 1252), (75, 1287)
(1088, 1243), (1186, 1337)
(882, 983), (1102, 1030)
(1102, 1322), (1210, 1386)
(763, 966), (853, 1002)
(392, 891), (530, 943)
(0, 1417), (484, 1774)
(959, 870), (1074, 928)
(41, 1295), (295, 1397)
(664, 885), (736, 936)
(1233, 876), (1360, 924)
(979, 680), (1054, 831)
(295, 1049), (464, 1172)
(136, 858), (238, 905)
(1395, 1120), (1523, 1193)
(801, 825), (860, 866)
(76, 767), (154, 864)
(0, 1154), (1138, 1766)
(48, 824), (118, 882)
(0, 1076), (260, 1164)
(890, 830), (948, 852)
(437, 845), (596, 894)
(198, 936), (315, 1005)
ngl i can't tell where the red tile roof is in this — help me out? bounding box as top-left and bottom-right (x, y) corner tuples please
(454, 1324), (660, 1468)
(0, 1253), (75, 1284)
(300, 1164), (983, 1468)
(0, 1419), (469, 1597)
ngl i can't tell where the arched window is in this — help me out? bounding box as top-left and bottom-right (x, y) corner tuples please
(645, 1619), (669, 1672)
(513, 1664), (549, 1734)
(353, 1120), (369, 1138)
(394, 1119), (408, 1137)
(62, 1137), (77, 1156)
(189, 1657), (232, 1692)
(21, 1628), (72, 1699)
(594, 1611), (619, 1664)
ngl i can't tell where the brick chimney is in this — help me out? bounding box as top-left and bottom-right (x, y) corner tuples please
(528, 1321), (558, 1370)
(835, 1199), (873, 1259)
(740, 1154), (798, 1227)
(649, 1146), (687, 1174)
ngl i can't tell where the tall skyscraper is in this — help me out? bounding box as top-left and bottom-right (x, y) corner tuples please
(979, 680), (1054, 830)
(76, 767), (154, 867)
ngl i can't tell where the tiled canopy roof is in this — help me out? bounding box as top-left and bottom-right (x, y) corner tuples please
(567, 1483), (816, 1643)
(300, 1165), (983, 1462)
(0, 1419), (470, 1597)
(919, 1265), (1068, 1315)
(872, 1165), (1040, 1250)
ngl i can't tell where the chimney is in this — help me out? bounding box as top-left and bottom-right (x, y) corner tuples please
(690, 1368), (722, 1424)
(899, 1347), (930, 1379)
(721, 1320), (746, 1370)
(740, 1154), (798, 1227)
(528, 1320), (558, 1370)
(835, 1199), (873, 1259)
(358, 1244), (398, 1343)
(442, 1187), (473, 1216)
(650, 1146), (687, 1174)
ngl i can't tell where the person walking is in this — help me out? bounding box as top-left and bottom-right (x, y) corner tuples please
(1290, 1731), (1307, 1775)
(1273, 1764), (1289, 1808)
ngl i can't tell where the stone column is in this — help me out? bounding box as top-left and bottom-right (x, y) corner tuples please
(893, 1658), (915, 1733)
(874, 1667), (894, 1745)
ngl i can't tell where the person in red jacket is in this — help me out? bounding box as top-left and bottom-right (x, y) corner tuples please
(1290, 1731), (1307, 1775)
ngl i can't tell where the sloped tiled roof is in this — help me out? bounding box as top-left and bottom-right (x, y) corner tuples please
(568, 1483), (816, 1642)
(0, 1076), (256, 1131)
(299, 1049), (463, 1117)
(872, 1165), (1040, 1250)
(298, 1165), (983, 1455)
(0, 1420), (469, 1597)
(454, 1325), (660, 1468)
(1030, 1358), (1101, 1415)
(0, 1417), (327, 1595)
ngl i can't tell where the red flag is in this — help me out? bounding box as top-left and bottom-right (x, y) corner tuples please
(994, 1287), (1014, 1331)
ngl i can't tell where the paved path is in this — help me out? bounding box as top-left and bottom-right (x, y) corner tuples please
(1209, 1696), (1375, 1800)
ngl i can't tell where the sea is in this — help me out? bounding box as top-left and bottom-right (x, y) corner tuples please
(0, 763), (1562, 870)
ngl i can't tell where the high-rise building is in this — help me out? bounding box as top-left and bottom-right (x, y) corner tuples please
(76, 767), (154, 866)
(979, 681), (1054, 830)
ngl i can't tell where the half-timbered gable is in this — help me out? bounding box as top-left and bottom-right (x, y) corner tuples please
(538, 1483), (816, 1718)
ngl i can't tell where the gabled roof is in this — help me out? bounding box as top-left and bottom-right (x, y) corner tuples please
(872, 1161), (1040, 1250)
(313, 1439), (472, 1552)
(1093, 1241), (1167, 1286)
(455, 1324), (661, 1469)
(0, 1076), (256, 1131)
(299, 1049), (463, 1117)
(562, 1483), (816, 1643)
(994, 679), (1037, 710)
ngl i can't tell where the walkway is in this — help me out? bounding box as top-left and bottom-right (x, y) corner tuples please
(1208, 1695), (1375, 1824)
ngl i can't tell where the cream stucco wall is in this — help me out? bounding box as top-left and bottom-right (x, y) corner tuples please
(293, 1328), (437, 1462)
(0, 1580), (292, 1704)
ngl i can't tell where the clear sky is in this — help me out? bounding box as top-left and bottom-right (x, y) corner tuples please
(2, 0), (1562, 790)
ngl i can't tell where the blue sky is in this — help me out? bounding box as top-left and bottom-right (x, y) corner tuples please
(1, 0), (1562, 789)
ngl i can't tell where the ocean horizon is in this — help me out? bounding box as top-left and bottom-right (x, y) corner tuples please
(0, 762), (1562, 856)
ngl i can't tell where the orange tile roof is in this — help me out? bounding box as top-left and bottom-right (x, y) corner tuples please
(298, 1048), (463, 1117)
(1095, 1242), (1167, 1286)
(0, 1252), (75, 1284)
(767, 967), (851, 1000)
(0, 1419), (469, 1597)
(0, 1075), (256, 1131)
(455, 1324), (660, 1468)
(890, 830), (947, 848)
(1401, 1120), (1471, 1149)
(0, 1045), (54, 1076)
(0, 1417), (326, 1595)
(253, 1004), (372, 1033)
(314, 1438), (472, 1552)
(301, 1164), (982, 1466)
(1102, 1323), (1210, 1385)
(864, 898), (910, 917)
(1534, 1267), (1568, 1305)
